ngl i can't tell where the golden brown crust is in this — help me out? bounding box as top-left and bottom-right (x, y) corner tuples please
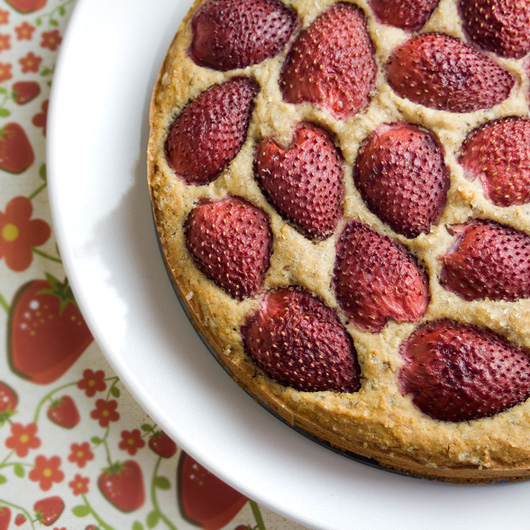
(147, 0), (530, 483)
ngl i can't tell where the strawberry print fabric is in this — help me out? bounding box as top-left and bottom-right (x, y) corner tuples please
(0, 1), (310, 528)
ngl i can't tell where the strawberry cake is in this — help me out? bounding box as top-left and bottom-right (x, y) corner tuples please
(147, 0), (530, 482)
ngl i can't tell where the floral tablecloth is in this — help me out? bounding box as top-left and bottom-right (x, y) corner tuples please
(0, 1), (311, 528)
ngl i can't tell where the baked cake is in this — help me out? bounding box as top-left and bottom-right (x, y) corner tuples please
(147, 0), (530, 482)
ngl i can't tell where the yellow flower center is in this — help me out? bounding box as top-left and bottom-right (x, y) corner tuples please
(43, 468), (52, 478)
(20, 434), (29, 443)
(88, 380), (95, 387)
(128, 438), (134, 445)
(102, 410), (109, 417)
(76, 451), (84, 458)
(2, 224), (19, 242)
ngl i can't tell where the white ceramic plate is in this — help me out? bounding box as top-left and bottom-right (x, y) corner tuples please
(47, 1), (530, 528)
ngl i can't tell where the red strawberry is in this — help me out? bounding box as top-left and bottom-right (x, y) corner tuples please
(354, 122), (449, 239)
(148, 430), (177, 458)
(441, 220), (530, 302)
(190, 0), (298, 71)
(255, 122), (344, 240)
(98, 460), (145, 513)
(400, 320), (530, 422)
(14, 513), (26, 526)
(0, 381), (17, 424)
(386, 33), (514, 113)
(12, 81), (40, 105)
(459, 117), (530, 207)
(0, 506), (11, 530)
(241, 287), (360, 392)
(369, 0), (440, 31)
(280, 2), (376, 120)
(460, 0), (530, 59)
(178, 453), (247, 530)
(165, 77), (258, 185)
(8, 275), (93, 384)
(185, 196), (272, 300)
(333, 222), (429, 333)
(0, 123), (34, 174)
(33, 496), (64, 526)
(46, 395), (80, 428)
(5, 0), (46, 13)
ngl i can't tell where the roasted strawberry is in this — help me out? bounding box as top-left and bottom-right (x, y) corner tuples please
(333, 222), (429, 333)
(255, 122), (344, 240)
(459, 117), (530, 207)
(460, 0), (530, 59)
(370, 0), (440, 31)
(47, 395), (80, 429)
(400, 320), (530, 422)
(441, 220), (530, 302)
(241, 287), (361, 392)
(386, 33), (514, 113)
(190, 0), (297, 71)
(354, 122), (449, 238)
(186, 196), (272, 300)
(165, 77), (258, 185)
(280, 2), (376, 120)
(33, 496), (64, 526)
(148, 430), (177, 459)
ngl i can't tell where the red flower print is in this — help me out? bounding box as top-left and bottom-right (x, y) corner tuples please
(19, 52), (41, 73)
(68, 474), (89, 496)
(29, 455), (64, 491)
(68, 442), (94, 468)
(0, 10), (9, 25)
(40, 30), (61, 51)
(15, 22), (34, 41)
(32, 99), (48, 136)
(0, 34), (10, 52)
(118, 429), (145, 456)
(0, 196), (50, 272)
(77, 369), (106, 397)
(5, 422), (40, 457)
(0, 62), (11, 83)
(90, 399), (119, 428)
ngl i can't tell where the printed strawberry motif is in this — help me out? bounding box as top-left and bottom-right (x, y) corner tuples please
(165, 77), (258, 185)
(0, 123), (34, 174)
(190, 0), (298, 71)
(185, 196), (272, 300)
(5, 0), (46, 13)
(178, 453), (247, 530)
(459, 117), (530, 207)
(148, 430), (177, 458)
(333, 222), (429, 333)
(400, 320), (530, 422)
(460, 0), (530, 59)
(0, 506), (10, 530)
(255, 122), (344, 240)
(241, 287), (361, 392)
(12, 81), (40, 105)
(46, 395), (80, 428)
(0, 381), (17, 425)
(386, 33), (514, 113)
(33, 496), (64, 526)
(441, 220), (530, 302)
(370, 0), (440, 31)
(354, 122), (449, 238)
(14, 514), (26, 526)
(8, 274), (93, 384)
(98, 460), (145, 513)
(280, 2), (376, 120)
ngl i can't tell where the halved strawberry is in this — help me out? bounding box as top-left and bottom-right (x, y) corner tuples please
(165, 77), (258, 185)
(279, 2), (376, 120)
(400, 320), (530, 422)
(190, 0), (298, 71)
(441, 220), (530, 302)
(353, 122), (449, 238)
(185, 196), (272, 300)
(459, 117), (530, 207)
(33, 496), (64, 526)
(255, 122), (344, 240)
(241, 287), (361, 392)
(460, 0), (530, 59)
(333, 222), (429, 333)
(369, 0), (440, 31)
(386, 33), (514, 113)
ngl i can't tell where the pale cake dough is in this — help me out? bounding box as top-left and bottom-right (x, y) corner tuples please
(147, 0), (530, 482)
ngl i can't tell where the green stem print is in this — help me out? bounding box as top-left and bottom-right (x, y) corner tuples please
(0, 499), (35, 529)
(35, 0), (75, 27)
(249, 500), (266, 530)
(148, 456), (177, 530)
(71, 494), (113, 530)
